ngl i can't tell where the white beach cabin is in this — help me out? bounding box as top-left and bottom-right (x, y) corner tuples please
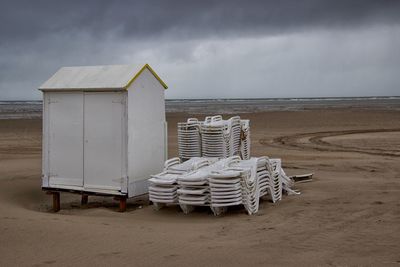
(39, 64), (168, 211)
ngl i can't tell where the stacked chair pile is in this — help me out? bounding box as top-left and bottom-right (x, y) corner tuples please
(177, 118), (202, 161)
(177, 115), (251, 161)
(270, 159), (298, 196)
(229, 157), (269, 215)
(208, 169), (243, 216)
(177, 157), (238, 214)
(201, 116), (242, 158)
(150, 156), (299, 216)
(150, 115), (299, 215)
(148, 157), (213, 210)
(240, 120), (251, 160)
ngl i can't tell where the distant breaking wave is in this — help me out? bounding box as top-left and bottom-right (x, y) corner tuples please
(0, 96), (399, 118)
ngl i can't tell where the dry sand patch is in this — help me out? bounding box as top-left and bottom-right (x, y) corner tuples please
(0, 110), (399, 266)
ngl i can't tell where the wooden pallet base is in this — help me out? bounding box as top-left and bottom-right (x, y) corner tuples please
(43, 188), (127, 212)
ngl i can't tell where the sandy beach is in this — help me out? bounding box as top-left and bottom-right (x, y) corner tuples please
(0, 108), (399, 266)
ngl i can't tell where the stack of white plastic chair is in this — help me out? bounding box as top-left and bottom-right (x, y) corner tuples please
(206, 156), (243, 215)
(256, 158), (271, 198)
(177, 157), (237, 214)
(240, 120), (251, 160)
(177, 169), (210, 214)
(201, 115), (228, 158)
(208, 169), (243, 216)
(150, 156), (298, 216)
(228, 116), (242, 156)
(280, 167), (300, 195)
(268, 159), (283, 203)
(177, 162), (216, 214)
(148, 158), (186, 208)
(149, 157), (210, 209)
(201, 115), (242, 158)
(177, 118), (202, 161)
(229, 157), (269, 215)
(177, 115), (250, 161)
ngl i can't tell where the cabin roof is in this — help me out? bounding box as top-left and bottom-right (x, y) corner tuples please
(39, 64), (168, 91)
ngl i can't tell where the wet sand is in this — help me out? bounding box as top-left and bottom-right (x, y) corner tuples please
(0, 109), (399, 266)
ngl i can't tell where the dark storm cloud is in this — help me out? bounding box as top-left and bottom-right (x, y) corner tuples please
(0, 0), (399, 100)
(1, 0), (400, 43)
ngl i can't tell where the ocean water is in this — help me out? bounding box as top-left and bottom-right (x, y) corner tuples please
(0, 101), (42, 119)
(166, 97), (400, 114)
(1, 97), (400, 119)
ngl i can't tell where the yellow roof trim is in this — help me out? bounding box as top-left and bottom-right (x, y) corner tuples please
(124, 64), (168, 90)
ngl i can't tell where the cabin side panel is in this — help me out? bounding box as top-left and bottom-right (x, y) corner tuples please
(42, 93), (49, 187)
(127, 68), (166, 197)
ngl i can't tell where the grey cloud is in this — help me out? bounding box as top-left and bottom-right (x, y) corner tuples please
(0, 1), (399, 100)
(1, 0), (400, 44)
(162, 27), (400, 99)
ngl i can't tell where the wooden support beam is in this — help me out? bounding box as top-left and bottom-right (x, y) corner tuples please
(52, 192), (60, 212)
(81, 194), (89, 205)
(44, 190), (129, 212)
(119, 197), (127, 212)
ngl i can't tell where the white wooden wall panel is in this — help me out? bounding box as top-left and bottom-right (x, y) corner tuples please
(128, 68), (166, 196)
(83, 92), (125, 192)
(47, 92), (84, 187)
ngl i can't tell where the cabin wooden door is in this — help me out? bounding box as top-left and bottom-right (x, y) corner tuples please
(47, 92), (84, 188)
(83, 92), (125, 193)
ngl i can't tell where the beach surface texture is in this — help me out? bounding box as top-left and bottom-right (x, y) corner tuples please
(0, 100), (399, 266)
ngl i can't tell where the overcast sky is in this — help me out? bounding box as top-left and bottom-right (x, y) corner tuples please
(0, 0), (399, 100)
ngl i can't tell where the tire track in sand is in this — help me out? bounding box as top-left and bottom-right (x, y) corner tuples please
(260, 128), (400, 157)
